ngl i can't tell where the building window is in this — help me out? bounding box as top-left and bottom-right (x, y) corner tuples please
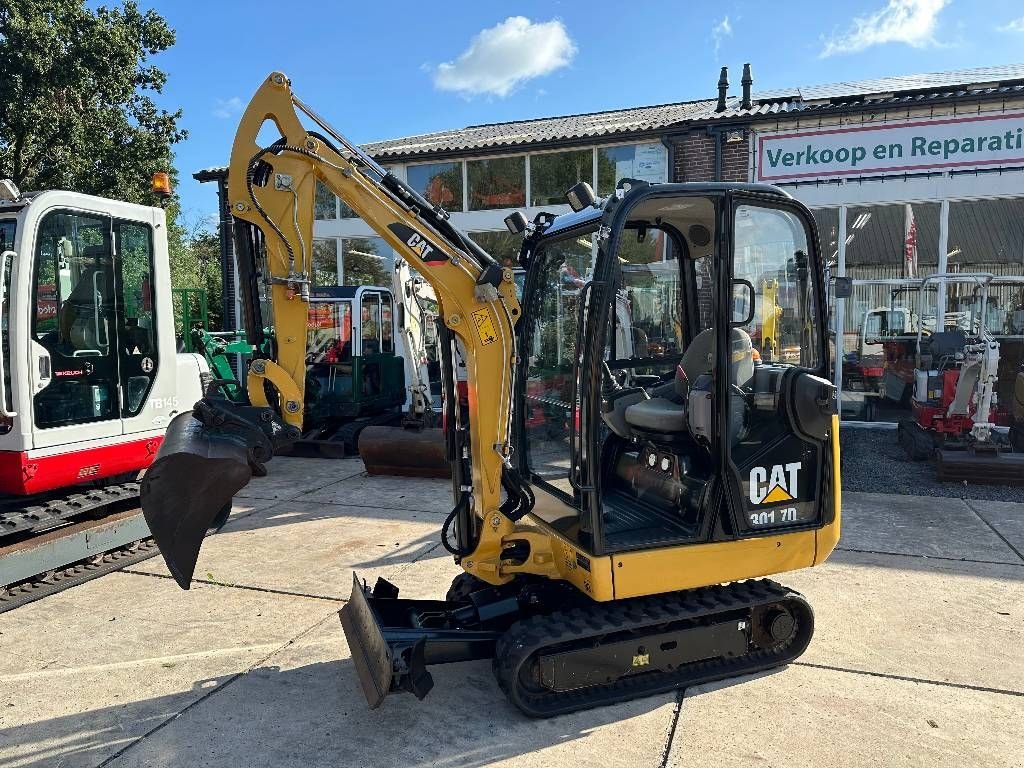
(467, 156), (526, 211)
(530, 149), (591, 207)
(341, 236), (393, 287)
(312, 238), (339, 286)
(948, 198), (1024, 337)
(845, 203), (940, 280)
(314, 181), (337, 220)
(596, 143), (668, 195)
(407, 162), (464, 212)
(947, 198), (1024, 274)
(468, 230), (524, 269)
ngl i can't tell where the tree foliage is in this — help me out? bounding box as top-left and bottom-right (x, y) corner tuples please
(170, 217), (223, 330)
(0, 0), (185, 202)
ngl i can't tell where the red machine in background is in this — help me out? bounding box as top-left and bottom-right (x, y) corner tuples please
(898, 273), (1024, 483)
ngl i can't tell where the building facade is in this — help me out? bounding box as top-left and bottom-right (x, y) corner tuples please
(200, 63), (1024, 423)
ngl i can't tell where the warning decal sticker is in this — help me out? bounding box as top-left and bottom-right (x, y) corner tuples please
(471, 308), (498, 346)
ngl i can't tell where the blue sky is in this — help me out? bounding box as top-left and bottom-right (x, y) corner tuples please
(143, 0), (1024, 226)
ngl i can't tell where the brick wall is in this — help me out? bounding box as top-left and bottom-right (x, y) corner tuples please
(671, 130), (751, 183)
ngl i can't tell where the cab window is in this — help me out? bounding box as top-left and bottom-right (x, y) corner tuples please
(361, 293), (381, 355)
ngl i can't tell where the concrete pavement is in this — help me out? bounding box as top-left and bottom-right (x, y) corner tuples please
(1, 457), (1022, 768)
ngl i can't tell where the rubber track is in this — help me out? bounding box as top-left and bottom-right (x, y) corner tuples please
(493, 579), (812, 717)
(0, 483), (140, 541)
(0, 537), (160, 614)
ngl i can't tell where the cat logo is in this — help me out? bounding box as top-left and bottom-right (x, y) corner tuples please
(749, 462), (801, 505)
(632, 653), (650, 667)
(386, 223), (448, 264)
(404, 232), (435, 262)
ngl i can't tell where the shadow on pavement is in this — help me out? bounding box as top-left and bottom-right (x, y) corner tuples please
(1, 655), (785, 768)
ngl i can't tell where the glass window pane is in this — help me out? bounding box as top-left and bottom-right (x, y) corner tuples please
(407, 162), (464, 212)
(381, 294), (394, 354)
(843, 203), (939, 422)
(530, 150), (591, 206)
(361, 293), (381, 354)
(31, 211), (119, 427)
(314, 181), (337, 220)
(948, 198), (1024, 417)
(617, 227), (665, 264)
(1, 218), (16, 415)
(597, 143), (668, 195)
(341, 237), (393, 287)
(467, 230), (524, 269)
(307, 301), (352, 363)
(733, 205), (819, 368)
(467, 156), (525, 211)
(313, 239), (339, 286)
(522, 234), (597, 496)
(116, 221), (158, 416)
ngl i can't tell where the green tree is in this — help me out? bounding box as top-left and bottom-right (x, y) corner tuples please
(169, 217), (223, 332)
(0, 0), (185, 202)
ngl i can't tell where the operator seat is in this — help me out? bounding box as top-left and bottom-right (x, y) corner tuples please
(623, 328), (753, 433)
(59, 262), (114, 351)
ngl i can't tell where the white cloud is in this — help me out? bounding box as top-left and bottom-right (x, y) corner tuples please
(997, 17), (1024, 33)
(431, 17), (576, 98)
(820, 0), (949, 58)
(712, 16), (732, 56)
(212, 97), (242, 119)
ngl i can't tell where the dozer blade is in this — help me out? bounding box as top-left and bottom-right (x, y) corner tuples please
(357, 426), (450, 479)
(936, 447), (1024, 485)
(141, 400), (300, 589)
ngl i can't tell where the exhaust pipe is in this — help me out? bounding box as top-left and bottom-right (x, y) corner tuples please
(141, 399), (300, 588)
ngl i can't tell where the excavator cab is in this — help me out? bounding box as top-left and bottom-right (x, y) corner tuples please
(516, 183), (836, 564)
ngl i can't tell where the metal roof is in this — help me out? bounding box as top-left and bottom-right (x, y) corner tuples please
(362, 99), (716, 160)
(752, 63), (1024, 103)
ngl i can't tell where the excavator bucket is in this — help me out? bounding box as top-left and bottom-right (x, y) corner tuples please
(935, 447), (1024, 485)
(141, 400), (299, 588)
(357, 426), (450, 479)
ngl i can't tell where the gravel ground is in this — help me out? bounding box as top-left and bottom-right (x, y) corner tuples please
(840, 426), (1024, 501)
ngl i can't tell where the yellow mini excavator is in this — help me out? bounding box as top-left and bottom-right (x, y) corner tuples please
(141, 72), (842, 717)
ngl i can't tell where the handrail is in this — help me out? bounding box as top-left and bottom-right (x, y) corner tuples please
(0, 250), (17, 417)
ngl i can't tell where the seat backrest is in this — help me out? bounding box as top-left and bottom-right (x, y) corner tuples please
(675, 328), (754, 397)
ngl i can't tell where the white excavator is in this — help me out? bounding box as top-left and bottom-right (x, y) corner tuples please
(0, 176), (207, 609)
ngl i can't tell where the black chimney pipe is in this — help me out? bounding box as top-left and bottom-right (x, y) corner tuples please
(741, 63), (753, 110)
(716, 66), (729, 112)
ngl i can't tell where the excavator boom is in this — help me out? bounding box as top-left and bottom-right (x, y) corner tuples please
(141, 72), (524, 588)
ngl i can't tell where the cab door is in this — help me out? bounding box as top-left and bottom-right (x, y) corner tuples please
(721, 196), (837, 538)
(29, 209), (162, 449)
(30, 209), (123, 449)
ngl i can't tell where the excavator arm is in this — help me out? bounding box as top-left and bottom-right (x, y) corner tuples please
(141, 72), (526, 588)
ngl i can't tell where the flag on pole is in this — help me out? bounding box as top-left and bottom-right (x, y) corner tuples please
(904, 204), (918, 278)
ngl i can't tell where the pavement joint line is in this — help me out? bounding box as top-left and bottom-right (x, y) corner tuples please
(93, 610), (340, 768)
(961, 500), (1024, 563)
(658, 689), (684, 768)
(119, 568), (347, 603)
(288, 496), (449, 516)
(835, 545), (1024, 567)
(794, 661), (1024, 698)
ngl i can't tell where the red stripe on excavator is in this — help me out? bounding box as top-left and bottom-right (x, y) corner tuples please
(0, 436), (163, 496)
